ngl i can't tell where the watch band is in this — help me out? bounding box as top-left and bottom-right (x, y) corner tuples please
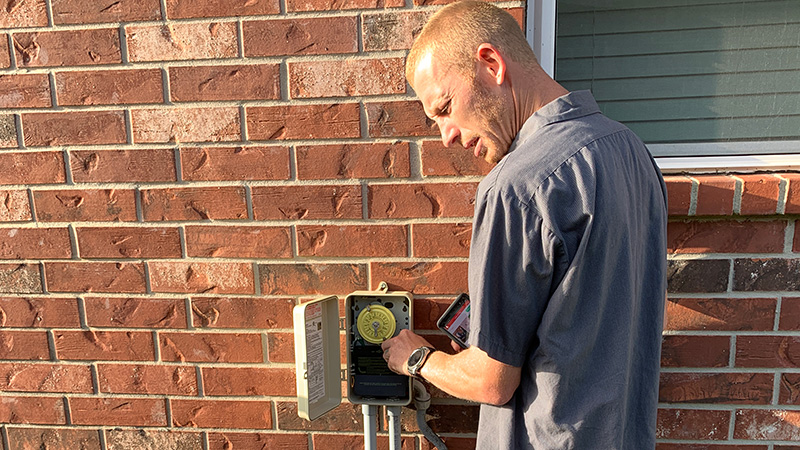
(407, 346), (435, 378)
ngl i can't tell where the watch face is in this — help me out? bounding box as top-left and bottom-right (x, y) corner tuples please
(408, 348), (423, 365)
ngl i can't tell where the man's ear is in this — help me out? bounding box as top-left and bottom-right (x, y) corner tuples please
(476, 43), (506, 85)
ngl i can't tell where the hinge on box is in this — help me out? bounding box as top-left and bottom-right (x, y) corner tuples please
(339, 318), (346, 330)
(340, 368), (347, 381)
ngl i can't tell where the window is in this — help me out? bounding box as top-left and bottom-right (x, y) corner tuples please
(526, 0), (800, 171)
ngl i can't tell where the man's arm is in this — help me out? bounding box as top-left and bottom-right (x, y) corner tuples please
(381, 329), (521, 405)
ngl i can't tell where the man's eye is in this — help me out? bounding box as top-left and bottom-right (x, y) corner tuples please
(441, 101), (451, 115)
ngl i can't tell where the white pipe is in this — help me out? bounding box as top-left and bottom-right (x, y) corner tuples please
(413, 380), (448, 450)
(363, 404), (378, 450)
(387, 406), (402, 450)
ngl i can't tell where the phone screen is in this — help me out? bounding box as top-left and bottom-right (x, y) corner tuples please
(438, 293), (470, 348)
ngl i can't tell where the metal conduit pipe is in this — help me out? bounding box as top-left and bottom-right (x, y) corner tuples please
(412, 379), (448, 450)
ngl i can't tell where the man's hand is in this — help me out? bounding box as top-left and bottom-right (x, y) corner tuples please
(381, 329), (433, 376)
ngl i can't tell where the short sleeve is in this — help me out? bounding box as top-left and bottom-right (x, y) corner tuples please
(467, 186), (563, 368)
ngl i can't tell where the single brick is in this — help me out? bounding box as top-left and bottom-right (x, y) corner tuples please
(203, 367), (295, 396)
(660, 335), (730, 368)
(290, 58), (405, 98)
(656, 408), (730, 440)
(207, 433), (308, 450)
(171, 399), (272, 429)
(52, 0), (162, 24)
(362, 10), (434, 51)
(71, 148), (176, 183)
(105, 430), (203, 450)
(141, 186), (247, 221)
(84, 297), (187, 328)
(0, 151), (65, 184)
(0, 227), (72, 259)
(132, 107), (240, 143)
(287, 0), (402, 11)
(0, 396), (65, 425)
(664, 297), (776, 331)
(1, 190), (33, 222)
(126, 22), (238, 62)
(0, 297), (80, 328)
(54, 330), (155, 361)
(0, 363), (92, 393)
(420, 140), (494, 177)
(0, 330), (50, 360)
(149, 262), (255, 294)
(56, 69), (163, 105)
(258, 263), (367, 295)
(185, 225), (292, 258)
(0, 0), (48, 28)
(251, 185), (362, 220)
(297, 225), (407, 257)
(23, 111), (126, 146)
(266, 332), (293, 363)
(369, 183), (477, 219)
(0, 35), (8, 68)
(33, 189), (137, 222)
(192, 297), (294, 329)
(668, 220), (785, 254)
(166, 0), (278, 18)
(77, 227), (181, 259)
(0, 114), (16, 147)
(413, 223), (472, 257)
(296, 142), (411, 180)
(413, 297), (454, 330)
(7, 427), (101, 450)
(243, 17), (357, 57)
(161, 332), (262, 363)
(247, 103), (361, 141)
(780, 373), (800, 405)
(45, 262), (147, 293)
(277, 401), (362, 432)
(170, 63), (280, 101)
(0, 74), (51, 108)
(734, 409), (800, 440)
(663, 176), (693, 216)
(180, 146), (290, 181)
(734, 258), (800, 292)
(659, 372), (773, 404)
(366, 101), (438, 138)
(784, 173), (800, 214)
(0, 263), (43, 294)
(98, 364), (197, 395)
(371, 262), (468, 295)
(695, 175), (736, 216)
(70, 398), (167, 426)
(739, 174), (781, 215)
(780, 297), (800, 330)
(736, 336), (800, 368)
(13, 29), (121, 67)
(667, 259), (730, 293)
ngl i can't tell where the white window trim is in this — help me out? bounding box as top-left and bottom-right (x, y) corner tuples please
(525, 0), (800, 173)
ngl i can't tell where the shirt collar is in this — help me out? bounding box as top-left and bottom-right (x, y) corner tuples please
(508, 90), (600, 153)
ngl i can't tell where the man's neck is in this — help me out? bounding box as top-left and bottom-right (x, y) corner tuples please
(508, 62), (569, 133)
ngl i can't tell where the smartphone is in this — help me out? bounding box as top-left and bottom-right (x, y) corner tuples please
(437, 293), (470, 349)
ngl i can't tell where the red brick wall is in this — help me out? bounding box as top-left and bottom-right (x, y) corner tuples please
(1, 0), (799, 448)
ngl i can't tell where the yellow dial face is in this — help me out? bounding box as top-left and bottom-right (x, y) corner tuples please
(356, 304), (396, 344)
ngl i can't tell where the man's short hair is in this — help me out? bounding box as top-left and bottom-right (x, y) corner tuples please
(406, 0), (538, 84)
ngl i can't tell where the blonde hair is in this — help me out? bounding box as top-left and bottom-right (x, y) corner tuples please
(406, 1), (538, 85)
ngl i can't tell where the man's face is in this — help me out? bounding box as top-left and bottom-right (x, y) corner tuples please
(412, 52), (512, 164)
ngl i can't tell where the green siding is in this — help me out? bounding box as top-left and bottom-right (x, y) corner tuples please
(555, 0), (800, 144)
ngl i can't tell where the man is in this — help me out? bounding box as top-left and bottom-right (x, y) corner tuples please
(380, 1), (668, 448)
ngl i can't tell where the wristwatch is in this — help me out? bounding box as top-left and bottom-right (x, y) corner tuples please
(406, 346), (435, 378)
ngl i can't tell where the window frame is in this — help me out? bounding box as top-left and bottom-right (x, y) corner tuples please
(525, 0), (800, 173)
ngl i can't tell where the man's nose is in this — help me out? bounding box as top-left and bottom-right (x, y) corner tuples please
(438, 119), (460, 148)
